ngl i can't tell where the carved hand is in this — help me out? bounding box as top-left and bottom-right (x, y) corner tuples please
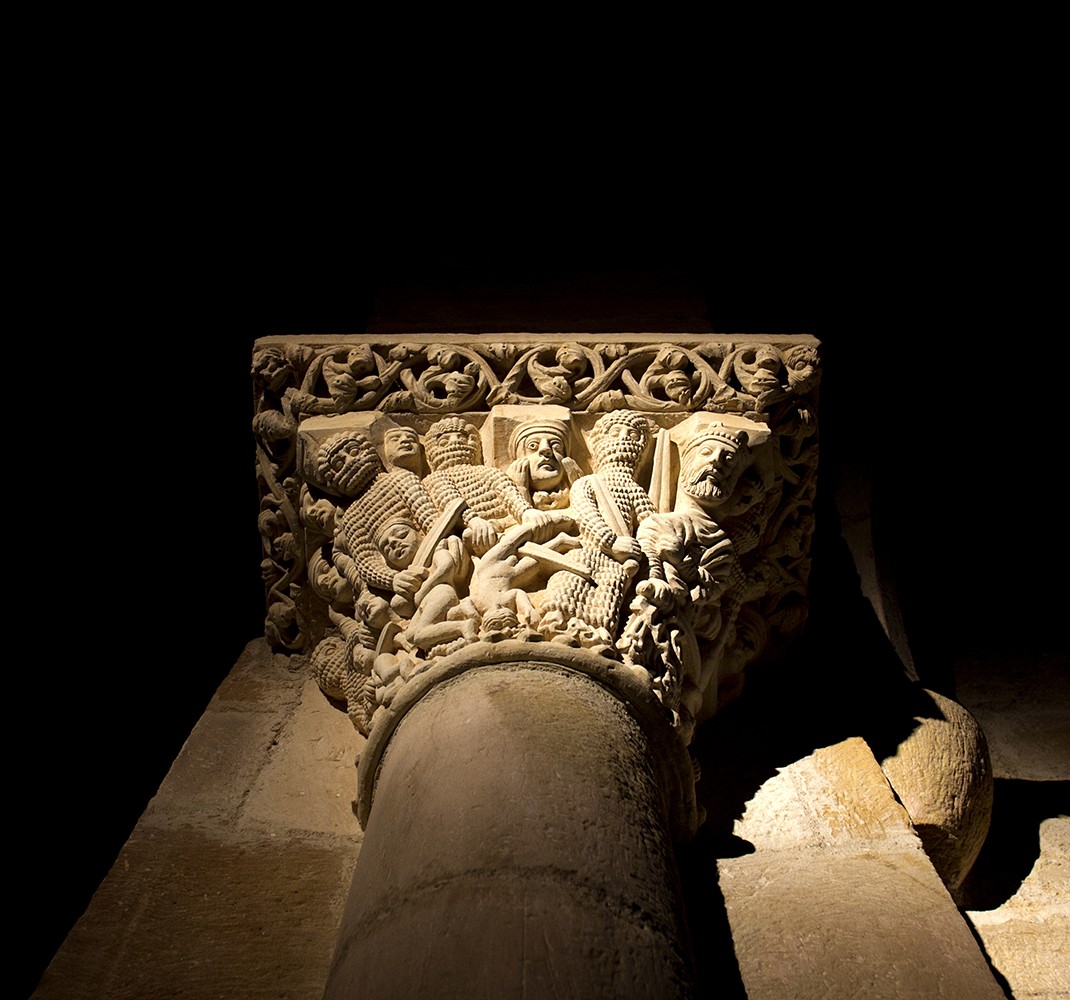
(393, 566), (430, 601)
(609, 535), (643, 563)
(463, 517), (497, 555)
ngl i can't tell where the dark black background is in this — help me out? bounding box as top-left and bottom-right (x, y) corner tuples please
(14, 148), (1062, 997)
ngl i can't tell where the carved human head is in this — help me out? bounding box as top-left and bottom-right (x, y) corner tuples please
(588, 412), (653, 471)
(373, 518), (423, 570)
(424, 416), (482, 471)
(680, 424), (750, 505)
(308, 548), (353, 604)
(251, 348), (293, 393)
(382, 426), (423, 474)
(783, 344), (820, 395)
(315, 430), (382, 498)
(509, 419), (574, 492)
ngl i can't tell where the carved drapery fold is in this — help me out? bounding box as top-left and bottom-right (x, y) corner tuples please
(252, 334), (820, 747)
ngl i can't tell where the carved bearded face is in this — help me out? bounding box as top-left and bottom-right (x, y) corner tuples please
(425, 418), (481, 471)
(383, 427), (422, 473)
(590, 413), (651, 471)
(681, 432), (747, 505)
(317, 432), (381, 497)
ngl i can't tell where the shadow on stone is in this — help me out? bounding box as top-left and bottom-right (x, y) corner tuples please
(676, 837), (748, 1000)
(958, 778), (1070, 911)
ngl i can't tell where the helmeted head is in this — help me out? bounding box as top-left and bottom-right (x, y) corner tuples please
(424, 416), (482, 471)
(315, 430), (382, 498)
(588, 412), (654, 471)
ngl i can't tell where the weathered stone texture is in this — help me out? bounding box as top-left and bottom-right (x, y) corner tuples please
(33, 829), (357, 1000)
(326, 664), (695, 1000)
(32, 639), (364, 1000)
(241, 677), (362, 836)
(715, 738), (1006, 999)
(878, 688), (994, 896)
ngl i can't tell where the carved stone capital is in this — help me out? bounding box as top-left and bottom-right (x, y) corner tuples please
(252, 333), (820, 754)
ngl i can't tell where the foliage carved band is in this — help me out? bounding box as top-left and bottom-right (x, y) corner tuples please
(252, 335), (820, 748)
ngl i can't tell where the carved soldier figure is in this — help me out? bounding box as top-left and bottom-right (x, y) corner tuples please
(326, 430), (439, 602)
(422, 415), (550, 554)
(538, 411), (657, 650)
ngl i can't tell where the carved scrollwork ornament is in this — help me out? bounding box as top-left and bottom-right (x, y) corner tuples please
(252, 334), (820, 747)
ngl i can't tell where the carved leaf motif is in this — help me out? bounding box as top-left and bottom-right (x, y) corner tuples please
(489, 344), (601, 405)
(579, 346), (720, 412)
(384, 346), (493, 412)
(253, 334), (821, 735)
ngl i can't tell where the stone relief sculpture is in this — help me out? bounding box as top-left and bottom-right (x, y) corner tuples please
(251, 336), (821, 745)
(618, 424), (752, 742)
(251, 333), (999, 967)
(537, 411), (657, 654)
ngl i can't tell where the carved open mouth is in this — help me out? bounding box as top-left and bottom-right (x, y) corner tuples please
(751, 372), (780, 390)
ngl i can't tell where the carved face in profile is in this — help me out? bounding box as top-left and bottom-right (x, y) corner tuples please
(733, 346), (783, 397)
(443, 370), (476, 399)
(681, 430), (748, 505)
(309, 549), (352, 603)
(383, 427), (422, 473)
(302, 495), (337, 535)
(375, 519), (423, 570)
(515, 430), (567, 491)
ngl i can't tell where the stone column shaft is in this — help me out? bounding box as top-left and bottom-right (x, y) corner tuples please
(324, 661), (696, 1000)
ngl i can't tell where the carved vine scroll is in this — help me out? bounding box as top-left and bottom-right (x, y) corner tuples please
(252, 334), (820, 745)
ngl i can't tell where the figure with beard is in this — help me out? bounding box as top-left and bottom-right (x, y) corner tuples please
(538, 411), (657, 650)
(324, 430), (439, 605)
(618, 423), (752, 738)
(422, 416), (552, 554)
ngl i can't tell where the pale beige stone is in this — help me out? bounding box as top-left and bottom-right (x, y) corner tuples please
(717, 738), (1006, 999)
(32, 828), (357, 1000)
(879, 688), (994, 896)
(240, 677), (364, 838)
(968, 815), (1070, 998)
(255, 335), (822, 741)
